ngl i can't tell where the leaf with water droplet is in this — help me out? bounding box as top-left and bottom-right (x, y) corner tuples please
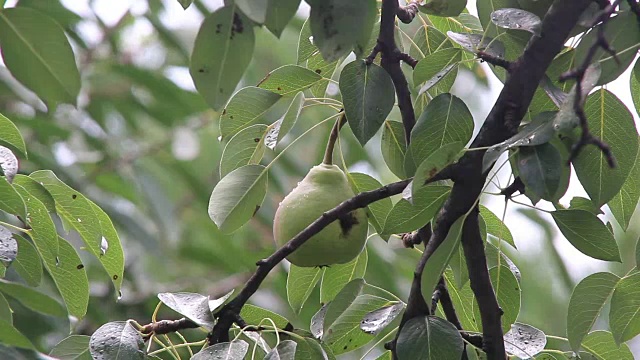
(447, 31), (505, 58)
(158, 292), (215, 330)
(0, 146), (18, 183)
(504, 323), (546, 359)
(490, 8), (541, 35)
(0, 226), (17, 266)
(360, 301), (405, 335)
(89, 321), (144, 360)
(191, 340), (249, 360)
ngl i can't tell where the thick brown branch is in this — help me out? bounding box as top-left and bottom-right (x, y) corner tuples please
(500, 177), (525, 199)
(477, 51), (512, 71)
(140, 318), (199, 338)
(397, 1), (420, 23)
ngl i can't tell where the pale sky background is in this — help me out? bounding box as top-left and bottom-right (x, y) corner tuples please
(3, 0), (640, 354)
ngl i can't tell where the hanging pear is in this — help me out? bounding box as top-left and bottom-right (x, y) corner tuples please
(273, 116), (368, 267)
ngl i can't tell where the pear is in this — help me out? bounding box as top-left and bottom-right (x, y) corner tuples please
(273, 164), (368, 267)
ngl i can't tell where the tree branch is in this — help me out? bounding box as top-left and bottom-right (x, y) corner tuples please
(559, 0), (620, 168)
(140, 318), (199, 338)
(397, 1), (420, 24)
(207, 173), (452, 344)
(390, 1), (592, 359)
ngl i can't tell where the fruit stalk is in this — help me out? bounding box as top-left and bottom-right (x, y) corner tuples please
(322, 113), (347, 165)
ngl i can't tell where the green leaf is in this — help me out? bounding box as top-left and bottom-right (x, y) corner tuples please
(0, 177), (26, 219)
(396, 316), (464, 359)
(409, 93), (473, 168)
(12, 175), (55, 213)
(347, 173), (392, 235)
(552, 210), (620, 261)
(413, 48), (462, 86)
(297, 18), (315, 64)
(573, 90), (639, 206)
(581, 331), (633, 360)
(382, 186), (450, 236)
(490, 265), (521, 334)
(340, 60), (395, 145)
(12, 184), (58, 259)
(264, 0), (301, 38)
(43, 238), (88, 320)
(266, 92), (305, 150)
(190, 5), (255, 111)
(504, 323), (546, 358)
(307, 52), (339, 97)
(257, 65), (322, 96)
(208, 164), (268, 233)
(240, 304), (291, 330)
(0, 317), (34, 350)
(157, 292), (215, 330)
(324, 294), (390, 355)
(11, 234), (42, 287)
(516, 143), (564, 202)
(410, 26), (451, 60)
(89, 322), (145, 360)
(323, 278), (365, 335)
(421, 215), (466, 306)
(219, 86), (282, 140)
(236, 0), (268, 23)
(490, 8), (541, 35)
(443, 269), (479, 332)
(0, 279), (66, 317)
(567, 272), (620, 352)
(29, 170), (125, 293)
(411, 142), (463, 199)
(308, 0), (377, 61)
(176, 0), (193, 10)
(49, 335), (91, 360)
(419, 0), (467, 17)
(0, 8), (80, 105)
(608, 148), (640, 231)
(0, 113), (26, 157)
(320, 248), (368, 304)
(483, 111), (558, 171)
(0, 293), (11, 323)
(479, 205), (516, 248)
(575, 12), (640, 85)
(609, 271), (640, 344)
(219, 125), (269, 178)
(632, 57), (640, 114)
(569, 197), (603, 215)
(287, 264), (322, 314)
(552, 64), (601, 133)
(381, 120), (407, 179)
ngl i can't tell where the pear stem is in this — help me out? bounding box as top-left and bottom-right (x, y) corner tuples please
(322, 113), (347, 165)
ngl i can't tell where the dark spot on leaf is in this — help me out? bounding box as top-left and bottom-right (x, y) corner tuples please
(253, 205), (260, 216)
(215, 24), (222, 34)
(231, 12), (244, 37)
(338, 211), (359, 236)
(428, 167), (438, 178)
(277, 87), (282, 91)
(229, 115), (234, 119)
(77, 264), (84, 269)
(72, 194), (77, 199)
(343, 345), (348, 350)
(222, 109), (226, 115)
(219, 88), (224, 93)
(254, 138), (260, 143)
(315, 69), (322, 74)
(113, 275), (119, 280)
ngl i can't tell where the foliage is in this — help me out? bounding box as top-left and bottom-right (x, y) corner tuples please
(0, 0), (639, 359)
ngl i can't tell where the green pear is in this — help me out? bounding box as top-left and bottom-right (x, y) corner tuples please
(273, 164), (368, 267)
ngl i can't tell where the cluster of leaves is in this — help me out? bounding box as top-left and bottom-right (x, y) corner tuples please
(0, 0), (639, 359)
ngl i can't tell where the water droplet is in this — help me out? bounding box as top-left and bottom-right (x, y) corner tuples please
(77, 218), (82, 222)
(553, 123), (561, 130)
(117, 291), (123, 301)
(217, 136), (222, 142)
(515, 23), (521, 28)
(308, 36), (314, 44)
(55, 256), (60, 266)
(100, 236), (108, 255)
